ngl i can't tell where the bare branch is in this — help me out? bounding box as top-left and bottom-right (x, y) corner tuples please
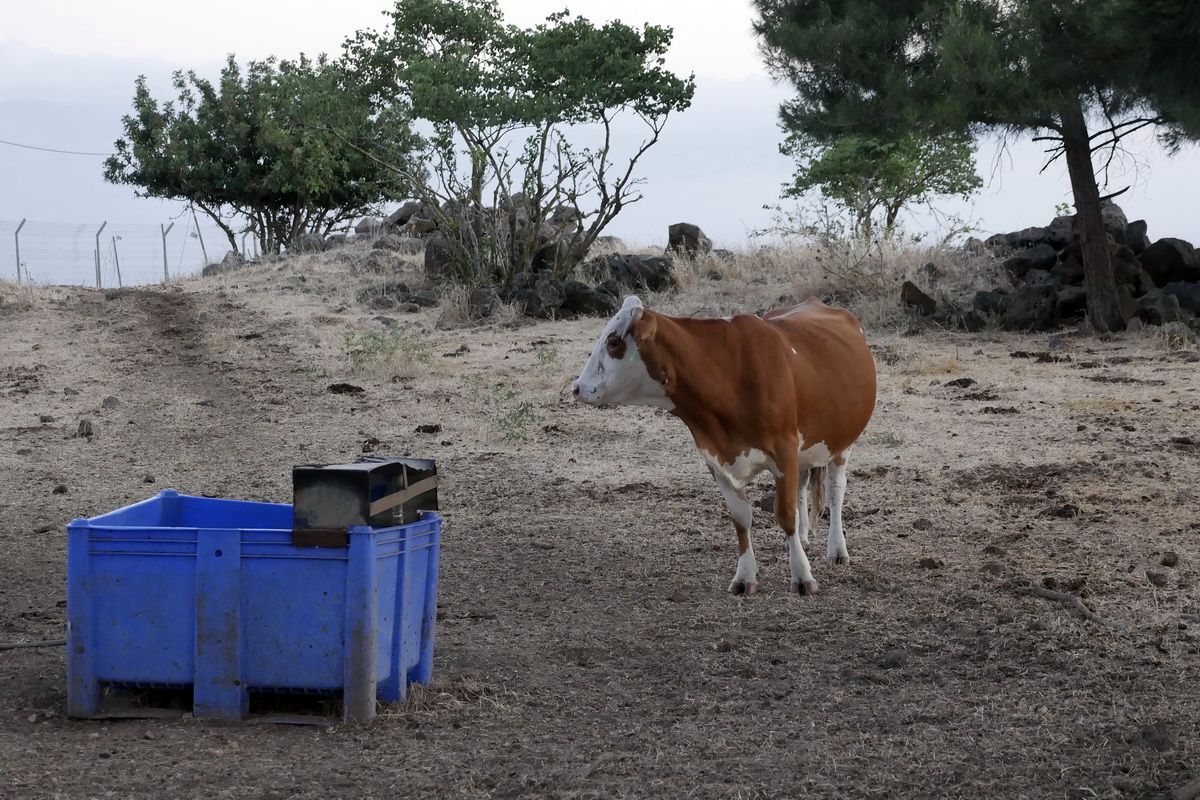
(1013, 585), (1125, 631)
(1098, 185), (1131, 204)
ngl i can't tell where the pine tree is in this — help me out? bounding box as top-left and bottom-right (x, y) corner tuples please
(754, 0), (1200, 331)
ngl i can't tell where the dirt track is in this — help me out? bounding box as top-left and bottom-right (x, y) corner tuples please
(1, 255), (1198, 799)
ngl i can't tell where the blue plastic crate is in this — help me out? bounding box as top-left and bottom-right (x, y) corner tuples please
(66, 489), (440, 721)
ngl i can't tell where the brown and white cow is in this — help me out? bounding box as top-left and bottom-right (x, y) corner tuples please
(572, 295), (876, 596)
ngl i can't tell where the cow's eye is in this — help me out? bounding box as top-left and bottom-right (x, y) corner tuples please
(605, 334), (626, 359)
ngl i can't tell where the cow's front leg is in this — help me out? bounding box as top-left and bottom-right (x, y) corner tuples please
(825, 454), (851, 566)
(711, 470), (758, 595)
(775, 468), (819, 596)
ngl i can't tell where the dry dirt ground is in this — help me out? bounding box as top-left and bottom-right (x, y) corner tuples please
(0, 250), (1198, 800)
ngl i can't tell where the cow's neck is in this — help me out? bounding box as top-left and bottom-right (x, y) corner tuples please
(639, 311), (738, 431)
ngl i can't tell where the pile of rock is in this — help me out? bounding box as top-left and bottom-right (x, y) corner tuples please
(270, 207), (726, 320)
(905, 202), (1200, 332)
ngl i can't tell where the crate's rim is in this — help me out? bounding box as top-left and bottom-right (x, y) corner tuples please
(69, 489), (441, 534)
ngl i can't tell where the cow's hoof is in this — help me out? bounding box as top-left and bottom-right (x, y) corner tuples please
(790, 579), (820, 596)
(827, 553), (851, 567)
(728, 580), (759, 596)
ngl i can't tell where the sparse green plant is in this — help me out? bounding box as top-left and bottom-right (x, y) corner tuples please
(344, 329), (434, 371)
(534, 345), (559, 377)
(462, 372), (543, 442)
(491, 400), (542, 442)
(1054, 202), (1072, 218)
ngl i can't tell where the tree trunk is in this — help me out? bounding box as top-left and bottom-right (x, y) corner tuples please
(1059, 102), (1125, 332)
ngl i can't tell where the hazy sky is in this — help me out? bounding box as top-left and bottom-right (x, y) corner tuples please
(3, 0), (1200, 284)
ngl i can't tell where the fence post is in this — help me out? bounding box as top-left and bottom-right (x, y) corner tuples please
(111, 236), (123, 288)
(161, 222), (175, 282)
(13, 219), (25, 282)
(93, 222), (107, 288)
(191, 206), (208, 264)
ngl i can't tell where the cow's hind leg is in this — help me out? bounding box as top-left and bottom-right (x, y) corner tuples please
(825, 452), (851, 566)
(796, 468), (811, 547)
(776, 469), (818, 596)
(712, 470), (758, 595)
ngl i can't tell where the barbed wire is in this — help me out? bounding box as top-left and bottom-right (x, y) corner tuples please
(0, 138), (113, 157)
(0, 217), (236, 287)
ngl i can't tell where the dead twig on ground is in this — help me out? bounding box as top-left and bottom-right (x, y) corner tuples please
(0, 639), (66, 651)
(1013, 586), (1126, 631)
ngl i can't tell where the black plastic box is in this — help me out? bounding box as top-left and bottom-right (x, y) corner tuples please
(292, 457), (439, 546)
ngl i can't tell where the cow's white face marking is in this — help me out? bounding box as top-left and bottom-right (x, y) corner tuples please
(572, 296), (674, 409)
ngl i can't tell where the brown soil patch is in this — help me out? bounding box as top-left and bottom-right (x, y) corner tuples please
(1, 258), (1198, 799)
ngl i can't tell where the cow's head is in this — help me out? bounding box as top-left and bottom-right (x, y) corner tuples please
(571, 295), (672, 409)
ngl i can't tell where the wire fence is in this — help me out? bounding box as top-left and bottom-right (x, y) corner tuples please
(0, 216), (243, 287)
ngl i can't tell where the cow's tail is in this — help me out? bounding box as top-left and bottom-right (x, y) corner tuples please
(807, 466), (827, 530)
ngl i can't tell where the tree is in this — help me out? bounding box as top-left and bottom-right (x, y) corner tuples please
(1130, 0), (1200, 145)
(753, 0), (1200, 332)
(780, 130), (982, 242)
(343, 0), (695, 285)
(104, 54), (422, 256)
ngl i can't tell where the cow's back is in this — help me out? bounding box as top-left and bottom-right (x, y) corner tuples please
(762, 299), (876, 455)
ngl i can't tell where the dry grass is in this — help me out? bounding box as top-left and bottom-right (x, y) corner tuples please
(2, 236), (1198, 799)
(647, 237), (994, 333)
(0, 278), (78, 312)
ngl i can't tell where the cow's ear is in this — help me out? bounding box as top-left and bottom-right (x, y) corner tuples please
(633, 309), (657, 345)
